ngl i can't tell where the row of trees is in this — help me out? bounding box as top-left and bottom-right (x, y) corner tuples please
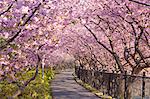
(61, 0), (150, 75)
(0, 0), (149, 98)
(59, 0), (150, 98)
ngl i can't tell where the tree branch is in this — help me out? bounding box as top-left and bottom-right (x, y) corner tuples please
(11, 54), (41, 98)
(84, 25), (114, 54)
(129, 0), (150, 6)
(0, 2), (14, 16)
(0, 2), (42, 51)
(84, 25), (125, 73)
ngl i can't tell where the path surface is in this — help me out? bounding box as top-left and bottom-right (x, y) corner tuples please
(51, 69), (99, 99)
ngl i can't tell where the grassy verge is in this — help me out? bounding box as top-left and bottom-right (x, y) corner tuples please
(0, 68), (55, 99)
(73, 73), (113, 99)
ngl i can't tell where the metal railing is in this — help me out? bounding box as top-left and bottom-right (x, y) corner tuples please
(75, 66), (150, 99)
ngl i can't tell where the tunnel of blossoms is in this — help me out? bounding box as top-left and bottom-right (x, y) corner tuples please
(0, 0), (150, 98)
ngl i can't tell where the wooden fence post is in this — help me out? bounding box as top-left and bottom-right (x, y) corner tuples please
(79, 67), (81, 79)
(142, 72), (145, 99)
(108, 73), (111, 96)
(124, 71), (128, 99)
(92, 70), (95, 87)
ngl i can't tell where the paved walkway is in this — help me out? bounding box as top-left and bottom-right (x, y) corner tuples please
(51, 69), (99, 99)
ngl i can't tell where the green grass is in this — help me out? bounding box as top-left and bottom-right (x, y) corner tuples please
(0, 68), (55, 99)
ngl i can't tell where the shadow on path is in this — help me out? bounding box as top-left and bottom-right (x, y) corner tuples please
(51, 69), (99, 99)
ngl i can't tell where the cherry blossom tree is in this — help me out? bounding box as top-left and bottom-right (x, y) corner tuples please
(78, 0), (150, 97)
(0, 0), (149, 98)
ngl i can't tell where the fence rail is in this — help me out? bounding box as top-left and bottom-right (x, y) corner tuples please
(75, 66), (150, 99)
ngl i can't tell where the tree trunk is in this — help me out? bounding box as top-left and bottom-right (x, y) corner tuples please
(42, 58), (45, 79)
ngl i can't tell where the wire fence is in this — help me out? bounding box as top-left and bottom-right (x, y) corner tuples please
(75, 66), (150, 99)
